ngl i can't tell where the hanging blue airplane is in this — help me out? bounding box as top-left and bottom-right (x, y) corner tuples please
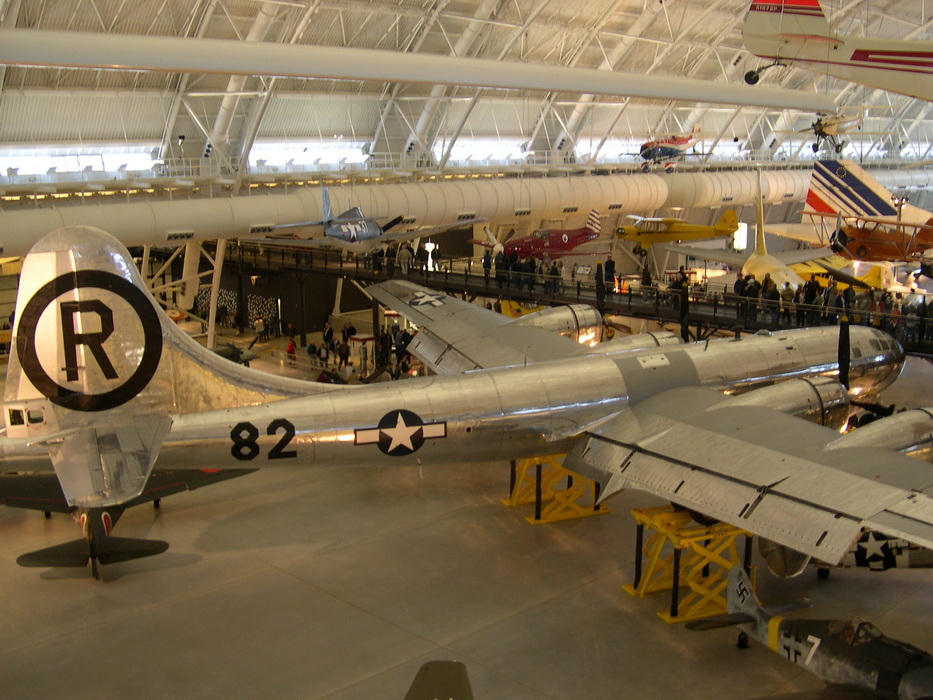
(263, 187), (485, 256)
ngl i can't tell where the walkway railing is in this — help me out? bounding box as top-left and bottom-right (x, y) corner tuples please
(224, 241), (933, 357)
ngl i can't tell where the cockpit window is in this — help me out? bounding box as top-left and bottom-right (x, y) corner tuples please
(853, 621), (883, 646)
(829, 618), (880, 646)
(26, 409), (44, 424)
(8, 409), (24, 426)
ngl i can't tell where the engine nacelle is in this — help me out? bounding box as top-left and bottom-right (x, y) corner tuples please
(595, 331), (683, 353)
(828, 407), (933, 462)
(508, 304), (604, 345)
(759, 539), (811, 578)
(716, 376), (850, 430)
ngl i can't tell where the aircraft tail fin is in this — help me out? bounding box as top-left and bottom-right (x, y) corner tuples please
(859, 261), (894, 289)
(715, 209), (739, 234)
(726, 566), (763, 617)
(686, 566), (764, 633)
(4, 225), (337, 508)
(404, 661), (474, 700)
(744, 0), (832, 54)
(806, 160), (899, 219)
(322, 186), (333, 222)
(586, 210), (602, 234)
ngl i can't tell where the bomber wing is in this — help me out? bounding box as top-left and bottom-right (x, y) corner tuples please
(563, 386), (933, 565)
(368, 279), (589, 372)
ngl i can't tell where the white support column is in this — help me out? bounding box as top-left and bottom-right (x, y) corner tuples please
(178, 241), (201, 311)
(332, 277), (344, 318)
(206, 239), (227, 350)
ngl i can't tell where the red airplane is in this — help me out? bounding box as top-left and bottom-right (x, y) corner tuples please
(472, 210), (606, 259)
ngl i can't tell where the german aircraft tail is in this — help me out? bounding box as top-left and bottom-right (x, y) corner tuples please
(685, 567), (771, 638)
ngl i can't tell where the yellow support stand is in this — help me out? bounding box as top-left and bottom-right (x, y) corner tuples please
(622, 506), (751, 623)
(501, 455), (610, 524)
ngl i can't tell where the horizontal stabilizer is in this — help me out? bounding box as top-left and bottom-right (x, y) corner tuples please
(95, 536), (169, 565)
(17, 540), (91, 568)
(16, 536), (169, 569)
(685, 612), (754, 631)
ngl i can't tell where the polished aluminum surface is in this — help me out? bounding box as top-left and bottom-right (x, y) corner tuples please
(830, 408), (933, 462)
(1, 226), (928, 564)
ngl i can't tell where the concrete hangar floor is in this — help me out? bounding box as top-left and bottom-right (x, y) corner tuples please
(0, 360), (931, 699)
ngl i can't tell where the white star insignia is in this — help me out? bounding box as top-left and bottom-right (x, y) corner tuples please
(858, 531), (888, 561)
(382, 412), (421, 452)
(410, 291), (445, 307)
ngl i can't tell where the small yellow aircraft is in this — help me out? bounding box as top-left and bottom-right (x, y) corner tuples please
(615, 210), (738, 257)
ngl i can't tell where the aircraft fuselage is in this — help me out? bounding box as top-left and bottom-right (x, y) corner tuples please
(3, 326), (900, 474)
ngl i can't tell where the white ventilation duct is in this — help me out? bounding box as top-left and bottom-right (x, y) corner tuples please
(0, 167), (890, 258)
(666, 170), (809, 209)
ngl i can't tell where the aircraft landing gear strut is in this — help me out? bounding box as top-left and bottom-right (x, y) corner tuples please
(744, 61), (786, 85)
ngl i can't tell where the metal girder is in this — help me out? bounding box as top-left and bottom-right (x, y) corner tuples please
(0, 29), (837, 112)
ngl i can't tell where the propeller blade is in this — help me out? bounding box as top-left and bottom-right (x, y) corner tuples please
(851, 399), (897, 418)
(838, 317), (850, 390)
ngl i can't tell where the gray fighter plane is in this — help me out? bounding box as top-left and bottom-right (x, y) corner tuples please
(2, 224), (933, 578)
(688, 567), (933, 699)
(262, 186), (484, 257)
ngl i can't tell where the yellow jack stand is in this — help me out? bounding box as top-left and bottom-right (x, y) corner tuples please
(501, 455), (610, 524)
(622, 506), (751, 623)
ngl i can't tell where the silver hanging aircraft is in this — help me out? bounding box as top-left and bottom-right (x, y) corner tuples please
(262, 186), (485, 257)
(2, 225), (933, 578)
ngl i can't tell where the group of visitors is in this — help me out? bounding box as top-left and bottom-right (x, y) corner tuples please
(729, 271), (933, 340)
(491, 249), (563, 293)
